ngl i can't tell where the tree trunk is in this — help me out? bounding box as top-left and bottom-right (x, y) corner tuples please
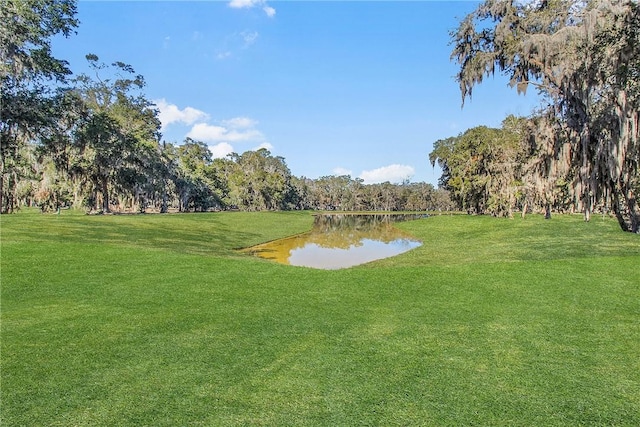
(101, 177), (110, 213)
(580, 122), (592, 223)
(160, 180), (168, 213)
(613, 192), (629, 232)
(612, 188), (639, 233)
(0, 169), (4, 214)
(7, 170), (17, 213)
(626, 189), (639, 233)
(583, 199), (591, 222)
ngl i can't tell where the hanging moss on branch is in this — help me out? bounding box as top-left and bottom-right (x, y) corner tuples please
(451, 0), (640, 232)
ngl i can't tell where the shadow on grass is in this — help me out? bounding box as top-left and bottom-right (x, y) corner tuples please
(2, 211), (315, 258)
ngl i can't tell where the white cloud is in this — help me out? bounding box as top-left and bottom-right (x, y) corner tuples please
(223, 117), (258, 129)
(216, 31), (259, 60)
(209, 142), (235, 159)
(359, 164), (415, 184)
(187, 124), (227, 141)
(263, 6), (276, 17)
(333, 167), (353, 177)
(253, 142), (274, 151)
(228, 0), (275, 17)
(186, 121), (265, 144)
(155, 102), (267, 150)
(228, 0), (256, 8)
(155, 99), (209, 129)
(241, 30), (259, 48)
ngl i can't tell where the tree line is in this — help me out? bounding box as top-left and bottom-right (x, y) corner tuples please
(0, 1), (450, 214)
(433, 0), (640, 233)
(2, 1), (639, 232)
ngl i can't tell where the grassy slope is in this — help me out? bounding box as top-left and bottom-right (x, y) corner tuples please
(2, 210), (639, 426)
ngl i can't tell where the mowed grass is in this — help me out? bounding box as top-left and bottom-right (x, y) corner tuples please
(1, 210), (639, 426)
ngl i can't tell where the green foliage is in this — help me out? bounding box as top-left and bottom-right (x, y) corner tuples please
(227, 149), (295, 211)
(0, 0), (78, 82)
(171, 138), (219, 212)
(451, 0), (640, 231)
(2, 212), (639, 425)
(0, 0), (79, 214)
(430, 117), (527, 216)
(69, 55), (162, 213)
(0, 1), (451, 216)
(298, 175), (449, 212)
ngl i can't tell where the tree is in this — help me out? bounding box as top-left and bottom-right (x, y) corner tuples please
(430, 120), (525, 217)
(404, 182), (437, 211)
(71, 55), (161, 212)
(227, 149), (294, 211)
(1, 0), (78, 213)
(289, 176), (311, 210)
(174, 138), (222, 212)
(451, 0), (640, 232)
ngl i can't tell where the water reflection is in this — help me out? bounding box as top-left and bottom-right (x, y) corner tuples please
(243, 213), (425, 269)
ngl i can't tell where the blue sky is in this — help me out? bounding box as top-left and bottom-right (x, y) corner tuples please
(52, 0), (541, 185)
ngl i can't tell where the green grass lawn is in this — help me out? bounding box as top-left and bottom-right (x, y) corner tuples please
(2, 210), (639, 426)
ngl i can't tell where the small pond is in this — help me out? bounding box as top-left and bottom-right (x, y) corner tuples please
(242, 213), (425, 269)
